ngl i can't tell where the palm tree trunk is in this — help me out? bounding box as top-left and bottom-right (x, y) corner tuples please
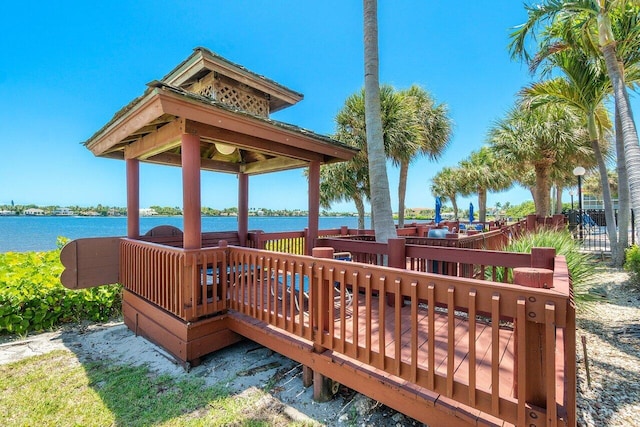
(478, 188), (487, 223)
(587, 114), (619, 260)
(534, 164), (551, 217)
(600, 32), (640, 244)
(397, 160), (408, 228)
(615, 101), (630, 266)
(556, 185), (564, 214)
(450, 195), (459, 220)
(364, 0), (396, 243)
(354, 194), (366, 230)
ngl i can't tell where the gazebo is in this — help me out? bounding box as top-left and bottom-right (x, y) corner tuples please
(61, 48), (576, 427)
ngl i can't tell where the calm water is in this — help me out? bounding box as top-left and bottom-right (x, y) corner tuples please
(0, 216), (370, 252)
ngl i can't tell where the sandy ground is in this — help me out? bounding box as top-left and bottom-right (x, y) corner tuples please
(0, 321), (414, 426)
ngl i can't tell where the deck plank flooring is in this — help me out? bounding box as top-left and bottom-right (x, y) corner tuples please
(243, 287), (518, 399)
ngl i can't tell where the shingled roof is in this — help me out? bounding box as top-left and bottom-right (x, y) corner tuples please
(84, 48), (357, 175)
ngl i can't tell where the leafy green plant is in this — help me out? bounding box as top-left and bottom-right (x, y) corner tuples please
(624, 244), (640, 291)
(489, 229), (596, 305)
(0, 240), (122, 335)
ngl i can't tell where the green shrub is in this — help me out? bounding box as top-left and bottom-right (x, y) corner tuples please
(0, 241), (122, 335)
(490, 229), (596, 305)
(624, 244), (640, 290)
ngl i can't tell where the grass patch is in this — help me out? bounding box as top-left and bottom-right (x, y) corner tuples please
(0, 350), (314, 426)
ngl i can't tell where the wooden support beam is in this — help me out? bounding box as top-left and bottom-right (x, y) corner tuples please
(241, 157), (308, 174)
(146, 152), (241, 173)
(124, 118), (185, 160)
(184, 119), (325, 162)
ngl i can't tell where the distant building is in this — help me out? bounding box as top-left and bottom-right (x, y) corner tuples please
(0, 210), (16, 216)
(24, 208), (45, 216)
(53, 207), (74, 216)
(140, 208), (158, 216)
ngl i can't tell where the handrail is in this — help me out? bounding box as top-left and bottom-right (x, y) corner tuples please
(120, 238), (228, 321)
(225, 246), (573, 425)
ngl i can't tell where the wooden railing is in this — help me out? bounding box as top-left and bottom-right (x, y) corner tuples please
(120, 239), (228, 321)
(225, 246), (574, 426)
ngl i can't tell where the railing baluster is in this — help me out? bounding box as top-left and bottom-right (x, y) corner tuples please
(410, 282), (418, 383)
(447, 286), (455, 397)
(339, 269), (347, 354)
(365, 273), (372, 365)
(468, 289), (477, 406)
(306, 263), (314, 340)
(378, 276), (386, 370)
(395, 278), (402, 377)
(427, 283), (435, 389)
(491, 293), (500, 415)
(328, 267), (335, 348)
(516, 297), (526, 424)
(352, 271), (359, 360)
(545, 302), (557, 426)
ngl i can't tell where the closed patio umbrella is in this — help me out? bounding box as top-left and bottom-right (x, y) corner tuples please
(469, 203), (474, 223)
(435, 197), (442, 224)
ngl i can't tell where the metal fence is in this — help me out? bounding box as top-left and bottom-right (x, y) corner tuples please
(566, 209), (635, 253)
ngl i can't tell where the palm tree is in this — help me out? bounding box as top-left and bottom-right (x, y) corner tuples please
(431, 167), (462, 219)
(392, 86), (452, 228)
(520, 49), (620, 261)
(458, 147), (512, 223)
(489, 102), (593, 217)
(509, 0), (640, 246)
(318, 161), (368, 229)
(363, 0), (396, 243)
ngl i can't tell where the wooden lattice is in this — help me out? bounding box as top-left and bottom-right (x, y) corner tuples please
(187, 72), (269, 117)
(214, 78), (269, 117)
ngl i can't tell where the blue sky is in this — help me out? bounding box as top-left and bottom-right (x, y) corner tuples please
(1, 1), (637, 212)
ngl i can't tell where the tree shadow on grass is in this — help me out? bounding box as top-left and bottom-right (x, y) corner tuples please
(58, 325), (310, 426)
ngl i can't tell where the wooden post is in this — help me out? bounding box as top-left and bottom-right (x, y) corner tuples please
(307, 161), (320, 256)
(310, 246), (335, 401)
(513, 266), (554, 410)
(340, 225), (348, 236)
(526, 214), (537, 232)
(387, 238), (405, 307)
(238, 173), (248, 247)
(181, 133), (201, 250)
(126, 158), (140, 239)
(531, 247), (555, 271)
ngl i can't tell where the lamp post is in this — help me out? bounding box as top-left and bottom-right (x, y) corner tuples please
(569, 190), (575, 210)
(573, 166), (586, 239)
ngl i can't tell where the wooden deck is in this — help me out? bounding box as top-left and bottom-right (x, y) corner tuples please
(63, 230), (575, 426)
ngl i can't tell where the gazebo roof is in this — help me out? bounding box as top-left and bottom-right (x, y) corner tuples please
(84, 47), (357, 175)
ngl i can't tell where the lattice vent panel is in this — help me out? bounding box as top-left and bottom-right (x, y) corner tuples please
(190, 73), (216, 99)
(214, 79), (269, 117)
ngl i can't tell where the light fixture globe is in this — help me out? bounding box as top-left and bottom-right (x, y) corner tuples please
(215, 143), (236, 155)
(572, 166), (585, 177)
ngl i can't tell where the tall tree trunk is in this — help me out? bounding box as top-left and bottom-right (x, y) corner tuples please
(397, 160), (408, 228)
(363, 0), (396, 243)
(534, 164), (551, 217)
(615, 101), (630, 266)
(354, 194), (366, 230)
(587, 114), (618, 261)
(478, 188), (487, 223)
(556, 185), (564, 215)
(599, 24), (640, 244)
(449, 195), (459, 220)
(529, 187), (538, 213)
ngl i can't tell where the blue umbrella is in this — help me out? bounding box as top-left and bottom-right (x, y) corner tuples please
(469, 203), (474, 223)
(434, 197), (442, 224)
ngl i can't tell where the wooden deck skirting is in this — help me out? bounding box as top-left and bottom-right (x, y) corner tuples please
(117, 239), (575, 426)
